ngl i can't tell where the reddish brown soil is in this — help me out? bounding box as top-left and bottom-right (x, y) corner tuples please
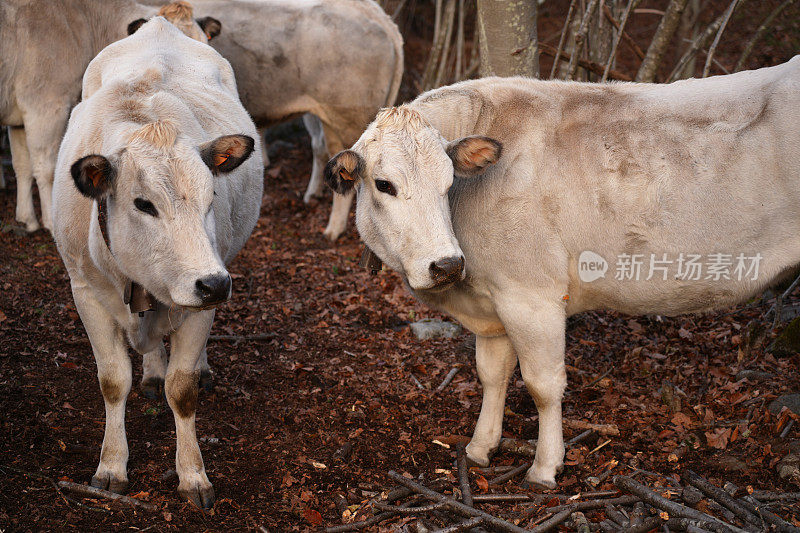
(2, 3), (800, 531)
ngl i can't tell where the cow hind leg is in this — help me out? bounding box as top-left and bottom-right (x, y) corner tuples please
(196, 345), (213, 393)
(320, 130), (354, 241)
(8, 126), (38, 232)
(167, 310), (215, 508)
(466, 335), (517, 466)
(499, 298), (567, 489)
(302, 114), (328, 204)
(257, 127), (270, 168)
(141, 343), (167, 400)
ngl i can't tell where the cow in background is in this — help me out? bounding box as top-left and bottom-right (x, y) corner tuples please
(0, 0), (219, 233)
(152, 0), (404, 241)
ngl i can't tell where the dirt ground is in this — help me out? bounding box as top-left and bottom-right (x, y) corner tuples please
(2, 127), (799, 531)
(2, 2), (800, 531)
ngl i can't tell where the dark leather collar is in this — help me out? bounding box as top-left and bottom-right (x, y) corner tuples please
(97, 197), (156, 316)
(359, 245), (382, 274)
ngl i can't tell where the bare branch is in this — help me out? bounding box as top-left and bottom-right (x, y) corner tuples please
(387, 470), (531, 533)
(636, 0), (690, 82)
(549, 0), (579, 79)
(735, 0), (797, 72)
(567, 0), (601, 80)
(667, 0), (749, 82)
(602, 0), (643, 82)
(539, 42), (632, 81)
(57, 481), (158, 512)
(702, 0), (738, 77)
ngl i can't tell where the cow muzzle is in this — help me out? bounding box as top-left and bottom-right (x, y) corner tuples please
(194, 272), (232, 308)
(428, 255), (465, 288)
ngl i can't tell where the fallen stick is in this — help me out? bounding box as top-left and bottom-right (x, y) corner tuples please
(207, 333), (275, 342)
(571, 511), (591, 533)
(682, 470), (760, 526)
(565, 419), (620, 437)
(498, 438), (537, 458)
(567, 429), (595, 446)
(56, 481), (158, 511)
(613, 476), (746, 533)
(721, 481), (798, 532)
(456, 444), (473, 507)
(488, 462), (531, 486)
(325, 490), (416, 533)
(540, 495), (639, 514)
(471, 494), (537, 503)
(749, 491), (800, 502)
(387, 470), (530, 533)
(410, 373), (425, 390)
(432, 516), (484, 533)
(621, 515), (663, 533)
(528, 508), (573, 533)
(605, 503), (629, 526)
(436, 367), (460, 392)
(373, 501), (448, 514)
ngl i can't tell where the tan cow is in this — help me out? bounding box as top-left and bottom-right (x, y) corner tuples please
(176, 0), (403, 240)
(326, 59), (800, 488)
(0, 0), (219, 233)
(52, 17), (261, 507)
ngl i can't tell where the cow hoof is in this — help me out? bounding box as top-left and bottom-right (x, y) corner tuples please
(91, 472), (129, 494)
(20, 220), (40, 233)
(465, 443), (495, 467)
(523, 469), (558, 491)
(199, 369), (214, 393)
(141, 377), (164, 400)
(179, 483), (215, 509)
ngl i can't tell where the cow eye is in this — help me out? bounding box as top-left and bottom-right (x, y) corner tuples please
(374, 179), (397, 196)
(134, 198), (158, 217)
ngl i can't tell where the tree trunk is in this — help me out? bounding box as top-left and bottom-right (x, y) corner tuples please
(477, 0), (539, 78)
(635, 0), (690, 82)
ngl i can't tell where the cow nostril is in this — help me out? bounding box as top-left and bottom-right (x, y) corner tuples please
(429, 256), (465, 285)
(195, 273), (231, 304)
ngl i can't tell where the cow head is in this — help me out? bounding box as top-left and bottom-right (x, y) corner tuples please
(71, 122), (254, 309)
(128, 1), (221, 43)
(325, 106), (502, 291)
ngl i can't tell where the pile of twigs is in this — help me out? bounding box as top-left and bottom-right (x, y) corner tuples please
(324, 444), (800, 532)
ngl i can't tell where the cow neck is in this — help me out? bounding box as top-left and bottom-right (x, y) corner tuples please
(97, 197), (156, 316)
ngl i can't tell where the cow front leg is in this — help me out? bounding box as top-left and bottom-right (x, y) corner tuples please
(466, 334), (517, 466)
(302, 114), (328, 204)
(141, 343), (167, 400)
(167, 310), (215, 508)
(72, 285), (132, 493)
(8, 126), (38, 232)
(499, 298), (567, 489)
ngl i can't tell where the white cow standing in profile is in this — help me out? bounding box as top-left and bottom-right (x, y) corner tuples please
(326, 59), (800, 489)
(52, 17), (262, 508)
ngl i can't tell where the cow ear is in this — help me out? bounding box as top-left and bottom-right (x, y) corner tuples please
(197, 16), (221, 40)
(446, 136), (502, 178)
(71, 155), (116, 199)
(127, 18), (148, 35)
(324, 150), (364, 194)
(200, 134), (255, 174)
